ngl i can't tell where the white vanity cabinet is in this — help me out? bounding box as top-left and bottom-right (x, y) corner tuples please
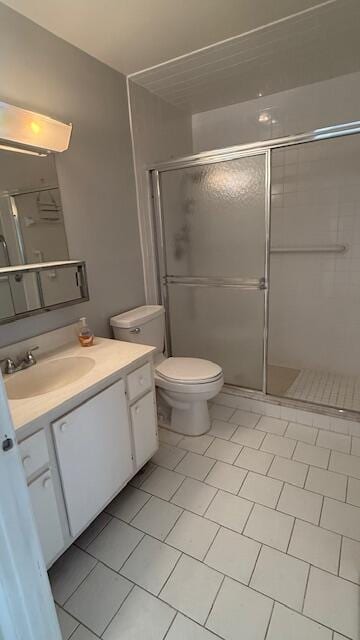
(130, 391), (158, 469)
(28, 470), (64, 566)
(53, 379), (133, 537)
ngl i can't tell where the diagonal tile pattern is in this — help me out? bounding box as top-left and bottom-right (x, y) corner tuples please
(53, 399), (360, 640)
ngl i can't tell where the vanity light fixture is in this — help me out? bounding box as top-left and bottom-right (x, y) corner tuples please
(0, 101), (72, 154)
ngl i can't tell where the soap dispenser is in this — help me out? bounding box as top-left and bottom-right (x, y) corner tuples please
(78, 317), (94, 347)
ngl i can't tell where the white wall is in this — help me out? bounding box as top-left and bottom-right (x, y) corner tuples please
(192, 72), (360, 378)
(192, 71), (360, 152)
(0, 4), (144, 347)
(128, 81), (193, 302)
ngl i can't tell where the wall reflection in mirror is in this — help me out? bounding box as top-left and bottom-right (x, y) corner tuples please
(0, 148), (69, 267)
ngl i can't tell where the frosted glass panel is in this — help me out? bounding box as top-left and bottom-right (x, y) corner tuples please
(167, 284), (265, 389)
(160, 155), (266, 278)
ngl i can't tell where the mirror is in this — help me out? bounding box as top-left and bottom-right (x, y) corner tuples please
(0, 261), (88, 324)
(0, 148), (69, 266)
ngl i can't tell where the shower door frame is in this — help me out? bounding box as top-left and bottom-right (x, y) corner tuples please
(149, 119), (360, 418)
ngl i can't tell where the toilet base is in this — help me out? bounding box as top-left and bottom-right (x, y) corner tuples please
(170, 400), (211, 436)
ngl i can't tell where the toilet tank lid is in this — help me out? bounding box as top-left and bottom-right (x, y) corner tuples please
(110, 305), (164, 329)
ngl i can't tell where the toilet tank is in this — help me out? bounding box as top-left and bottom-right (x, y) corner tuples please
(110, 305), (165, 352)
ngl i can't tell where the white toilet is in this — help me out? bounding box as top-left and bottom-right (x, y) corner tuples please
(110, 305), (224, 436)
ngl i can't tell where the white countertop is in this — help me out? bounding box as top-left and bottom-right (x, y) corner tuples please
(7, 337), (155, 433)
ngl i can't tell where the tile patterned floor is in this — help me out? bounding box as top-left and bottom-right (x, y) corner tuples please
(51, 400), (360, 640)
(285, 367), (360, 412)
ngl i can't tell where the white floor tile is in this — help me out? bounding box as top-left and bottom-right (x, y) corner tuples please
(266, 602), (332, 640)
(293, 442), (330, 469)
(64, 563), (132, 635)
(317, 431), (351, 454)
(166, 613), (219, 640)
(244, 504), (294, 551)
(141, 467), (185, 501)
(171, 478), (217, 515)
(76, 512), (112, 550)
(239, 472), (282, 508)
(206, 577), (273, 640)
(277, 484), (323, 524)
(329, 451), (360, 479)
(205, 527), (260, 585)
(120, 535), (180, 595)
(160, 555), (223, 625)
(231, 426), (265, 449)
(152, 444), (187, 470)
(351, 436), (360, 457)
(205, 461), (247, 494)
(288, 519), (341, 573)
(131, 496), (182, 540)
(347, 477), (360, 507)
(106, 486), (150, 523)
(178, 435), (214, 455)
(235, 447), (274, 475)
(56, 605), (79, 640)
(158, 428), (183, 446)
(166, 511), (219, 560)
(228, 409), (261, 428)
(205, 490), (253, 533)
(339, 536), (360, 585)
(103, 586), (175, 640)
(70, 626), (99, 640)
(49, 546), (97, 606)
(251, 545), (308, 610)
(285, 422), (318, 445)
(260, 433), (296, 459)
(305, 466), (347, 501)
(304, 566), (360, 639)
(87, 519), (143, 571)
(256, 415), (288, 436)
(208, 420), (237, 440)
(268, 456), (308, 487)
(174, 452), (215, 481)
(320, 497), (360, 541)
(205, 438), (242, 464)
(210, 404), (235, 421)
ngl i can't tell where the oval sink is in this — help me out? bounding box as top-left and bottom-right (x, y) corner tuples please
(5, 356), (95, 400)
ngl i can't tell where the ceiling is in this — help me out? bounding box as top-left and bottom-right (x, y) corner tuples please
(3, 0), (323, 75)
(130, 0), (360, 113)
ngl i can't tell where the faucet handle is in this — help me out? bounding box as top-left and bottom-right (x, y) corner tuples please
(0, 358), (17, 374)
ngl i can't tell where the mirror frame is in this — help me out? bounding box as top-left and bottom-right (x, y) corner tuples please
(0, 260), (89, 324)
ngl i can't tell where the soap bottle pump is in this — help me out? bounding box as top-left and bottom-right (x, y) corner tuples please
(78, 317), (94, 347)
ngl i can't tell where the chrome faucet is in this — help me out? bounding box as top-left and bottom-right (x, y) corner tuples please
(0, 346), (39, 374)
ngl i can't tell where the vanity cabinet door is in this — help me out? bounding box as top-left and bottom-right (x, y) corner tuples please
(53, 380), (133, 538)
(130, 391), (158, 470)
(28, 470), (64, 567)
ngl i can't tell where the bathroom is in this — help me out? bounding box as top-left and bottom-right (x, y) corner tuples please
(1, 1), (360, 639)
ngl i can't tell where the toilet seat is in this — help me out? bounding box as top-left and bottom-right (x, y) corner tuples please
(155, 357), (222, 385)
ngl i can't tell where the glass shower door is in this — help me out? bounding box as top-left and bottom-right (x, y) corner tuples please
(155, 151), (268, 390)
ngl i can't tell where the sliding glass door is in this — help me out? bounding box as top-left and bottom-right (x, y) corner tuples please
(154, 151), (269, 390)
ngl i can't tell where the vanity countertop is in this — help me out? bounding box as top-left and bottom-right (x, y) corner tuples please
(6, 337), (155, 434)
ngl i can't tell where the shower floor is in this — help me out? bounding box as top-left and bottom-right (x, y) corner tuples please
(268, 364), (360, 412)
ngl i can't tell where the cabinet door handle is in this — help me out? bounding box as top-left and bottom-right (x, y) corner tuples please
(139, 376), (144, 385)
(135, 406), (140, 415)
(43, 477), (51, 489)
(59, 421), (67, 433)
(22, 455), (31, 467)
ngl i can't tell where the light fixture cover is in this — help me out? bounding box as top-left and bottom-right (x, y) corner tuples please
(0, 101), (72, 152)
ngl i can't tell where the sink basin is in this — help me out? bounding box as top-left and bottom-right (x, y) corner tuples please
(5, 356), (95, 400)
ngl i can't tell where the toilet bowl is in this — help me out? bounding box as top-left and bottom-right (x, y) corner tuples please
(110, 306), (224, 436)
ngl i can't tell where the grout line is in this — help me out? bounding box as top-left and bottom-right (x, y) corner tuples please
(203, 574), (226, 629)
(263, 599), (276, 640)
(285, 516), (296, 554)
(61, 559), (99, 607)
(337, 535), (343, 577)
(100, 582), (136, 637)
(301, 563), (312, 614)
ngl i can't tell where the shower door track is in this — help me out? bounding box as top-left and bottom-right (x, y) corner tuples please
(150, 119), (360, 420)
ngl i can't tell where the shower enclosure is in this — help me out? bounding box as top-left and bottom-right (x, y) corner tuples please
(151, 121), (360, 417)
